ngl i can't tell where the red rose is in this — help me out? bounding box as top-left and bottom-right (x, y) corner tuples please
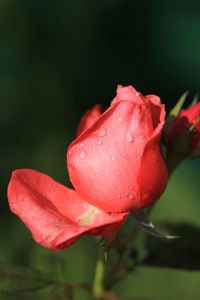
(7, 85), (168, 250)
(67, 85), (168, 213)
(166, 102), (200, 154)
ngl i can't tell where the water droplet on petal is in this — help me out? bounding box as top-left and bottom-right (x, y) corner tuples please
(126, 132), (133, 143)
(136, 156), (141, 161)
(80, 151), (87, 160)
(68, 150), (72, 155)
(111, 156), (116, 161)
(136, 92), (139, 96)
(122, 174), (126, 178)
(37, 225), (41, 230)
(99, 129), (107, 137)
(116, 194), (121, 199)
(118, 116), (122, 122)
(127, 193), (134, 200)
(129, 185), (133, 190)
(138, 134), (144, 139)
(116, 171), (120, 176)
(108, 128), (112, 132)
(80, 143), (85, 148)
(97, 140), (102, 145)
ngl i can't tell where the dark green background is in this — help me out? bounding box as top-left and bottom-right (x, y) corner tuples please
(1, 1), (200, 299)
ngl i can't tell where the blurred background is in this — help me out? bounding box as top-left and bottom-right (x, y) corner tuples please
(1, 0), (200, 299)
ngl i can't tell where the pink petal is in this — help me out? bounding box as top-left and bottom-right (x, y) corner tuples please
(112, 85), (144, 105)
(8, 169), (127, 250)
(77, 104), (102, 137)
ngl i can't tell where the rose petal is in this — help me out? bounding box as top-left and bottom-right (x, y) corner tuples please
(8, 169), (127, 250)
(67, 88), (167, 213)
(77, 104), (102, 137)
(112, 85), (144, 105)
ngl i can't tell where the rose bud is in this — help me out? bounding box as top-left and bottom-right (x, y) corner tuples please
(67, 85), (168, 213)
(166, 101), (200, 155)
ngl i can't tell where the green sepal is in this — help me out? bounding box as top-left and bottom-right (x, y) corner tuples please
(163, 91), (188, 137)
(132, 210), (178, 240)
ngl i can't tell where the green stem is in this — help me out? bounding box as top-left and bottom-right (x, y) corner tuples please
(93, 248), (105, 299)
(105, 225), (141, 289)
(105, 206), (153, 289)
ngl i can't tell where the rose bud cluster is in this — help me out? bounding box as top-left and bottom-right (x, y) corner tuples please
(7, 85), (168, 250)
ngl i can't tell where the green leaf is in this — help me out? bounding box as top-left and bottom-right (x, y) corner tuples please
(132, 210), (178, 239)
(142, 222), (200, 270)
(0, 264), (55, 293)
(163, 91), (188, 136)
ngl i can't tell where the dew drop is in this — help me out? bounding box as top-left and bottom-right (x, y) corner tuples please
(116, 194), (121, 199)
(80, 143), (85, 148)
(68, 150), (72, 155)
(122, 174), (126, 178)
(80, 151), (87, 160)
(117, 116), (122, 122)
(136, 92), (139, 96)
(127, 193), (134, 200)
(123, 153), (127, 157)
(136, 156), (141, 161)
(97, 140), (102, 145)
(99, 129), (106, 137)
(108, 128), (112, 132)
(126, 132), (133, 143)
(37, 225), (41, 230)
(129, 185), (133, 190)
(116, 171), (120, 176)
(111, 156), (116, 161)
